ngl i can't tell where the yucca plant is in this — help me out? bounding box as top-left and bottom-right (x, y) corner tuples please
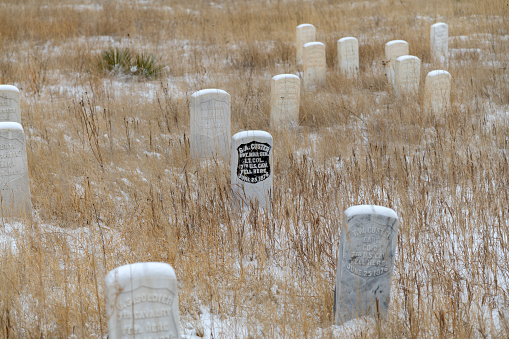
(132, 52), (163, 79)
(97, 47), (163, 79)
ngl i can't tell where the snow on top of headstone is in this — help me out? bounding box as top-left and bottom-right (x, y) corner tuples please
(105, 262), (176, 285)
(0, 122), (23, 131)
(0, 85), (19, 93)
(338, 37), (357, 43)
(427, 70), (451, 77)
(191, 89), (228, 97)
(297, 24), (315, 29)
(386, 40), (408, 46)
(396, 55), (419, 62)
(345, 205), (398, 219)
(303, 42), (325, 48)
(272, 74), (299, 81)
(432, 22), (447, 28)
(232, 130), (272, 141)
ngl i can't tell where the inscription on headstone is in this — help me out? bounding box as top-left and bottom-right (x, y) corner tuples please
(0, 85), (21, 124)
(303, 42), (326, 88)
(384, 40), (409, 85)
(105, 262), (181, 339)
(0, 122), (31, 218)
(190, 89), (231, 161)
(424, 70), (451, 115)
(430, 23), (448, 65)
(231, 131), (273, 209)
(337, 37), (359, 77)
(296, 24), (316, 64)
(270, 74), (300, 127)
(335, 205), (399, 325)
(394, 55), (421, 97)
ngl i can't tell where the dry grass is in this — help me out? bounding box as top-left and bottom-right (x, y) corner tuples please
(0, 0), (507, 337)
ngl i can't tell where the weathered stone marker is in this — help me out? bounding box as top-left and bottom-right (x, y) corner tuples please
(384, 40), (409, 85)
(303, 42), (326, 88)
(105, 262), (181, 339)
(335, 205), (399, 325)
(296, 24), (316, 64)
(424, 70), (451, 115)
(394, 55), (421, 97)
(270, 74), (300, 127)
(190, 89), (231, 161)
(231, 131), (273, 209)
(0, 85), (21, 124)
(0, 122), (31, 218)
(337, 37), (359, 77)
(430, 23), (448, 65)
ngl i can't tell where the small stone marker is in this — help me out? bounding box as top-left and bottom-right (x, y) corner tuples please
(424, 70), (451, 115)
(430, 23), (448, 64)
(394, 55), (421, 97)
(105, 262), (181, 339)
(334, 205), (399, 325)
(190, 89), (231, 161)
(303, 42), (326, 88)
(384, 40), (409, 85)
(231, 131), (273, 209)
(0, 85), (21, 124)
(296, 24), (316, 64)
(0, 122), (31, 218)
(270, 74), (300, 127)
(337, 37), (359, 77)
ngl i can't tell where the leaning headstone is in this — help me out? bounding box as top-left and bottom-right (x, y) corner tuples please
(270, 74), (300, 127)
(384, 40), (409, 85)
(337, 37), (359, 77)
(334, 205), (399, 325)
(430, 23), (448, 65)
(394, 55), (421, 97)
(0, 85), (21, 124)
(303, 42), (326, 88)
(231, 131), (273, 209)
(296, 24), (316, 64)
(0, 122), (31, 218)
(424, 70), (451, 115)
(190, 89), (231, 161)
(105, 262), (181, 339)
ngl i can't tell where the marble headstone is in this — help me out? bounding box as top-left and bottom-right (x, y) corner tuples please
(231, 131), (273, 209)
(0, 85), (21, 124)
(296, 24), (316, 64)
(335, 205), (399, 325)
(105, 262), (181, 339)
(430, 23), (448, 64)
(190, 89), (231, 161)
(424, 70), (451, 115)
(337, 37), (359, 77)
(394, 55), (421, 97)
(0, 122), (31, 218)
(303, 42), (326, 88)
(384, 40), (409, 85)
(270, 74), (300, 127)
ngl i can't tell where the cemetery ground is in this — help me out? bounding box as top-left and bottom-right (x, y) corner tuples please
(0, 0), (508, 337)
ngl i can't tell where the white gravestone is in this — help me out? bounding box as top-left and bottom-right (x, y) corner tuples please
(105, 262), (181, 339)
(424, 70), (451, 115)
(394, 55), (421, 97)
(337, 37), (359, 77)
(190, 89), (231, 161)
(334, 205), (399, 325)
(0, 85), (21, 124)
(384, 40), (409, 85)
(231, 131), (273, 209)
(0, 122), (31, 218)
(296, 24), (316, 64)
(430, 23), (448, 65)
(270, 74), (300, 127)
(303, 42), (326, 88)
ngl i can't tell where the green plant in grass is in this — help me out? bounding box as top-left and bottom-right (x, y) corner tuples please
(132, 52), (164, 79)
(97, 47), (163, 79)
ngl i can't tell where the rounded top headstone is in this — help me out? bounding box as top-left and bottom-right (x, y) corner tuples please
(386, 40), (408, 47)
(396, 55), (419, 62)
(232, 130), (272, 141)
(297, 23), (315, 29)
(0, 122), (23, 131)
(431, 22), (447, 28)
(0, 85), (20, 93)
(303, 42), (325, 48)
(105, 262), (176, 285)
(272, 74), (300, 81)
(191, 88), (229, 97)
(427, 70), (451, 77)
(338, 37), (357, 43)
(344, 205), (398, 219)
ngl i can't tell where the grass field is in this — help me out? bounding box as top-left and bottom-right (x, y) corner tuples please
(0, 0), (508, 337)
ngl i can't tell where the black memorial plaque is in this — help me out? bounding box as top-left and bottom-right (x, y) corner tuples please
(237, 141), (271, 184)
